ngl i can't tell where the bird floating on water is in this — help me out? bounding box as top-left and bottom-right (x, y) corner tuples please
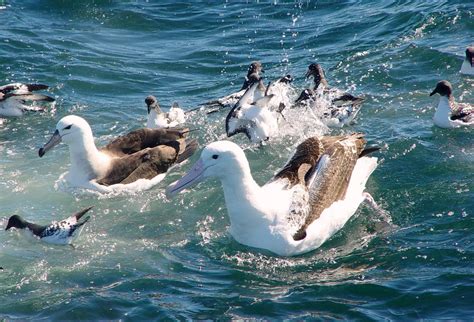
(38, 115), (198, 193)
(5, 206), (93, 245)
(296, 63), (364, 127)
(145, 95), (186, 129)
(0, 83), (54, 117)
(429, 80), (473, 128)
(167, 134), (379, 256)
(460, 46), (473, 76)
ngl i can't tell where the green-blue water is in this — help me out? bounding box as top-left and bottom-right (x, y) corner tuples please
(1, 0), (473, 319)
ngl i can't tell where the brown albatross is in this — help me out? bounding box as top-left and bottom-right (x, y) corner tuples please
(166, 133), (378, 256)
(39, 115), (198, 193)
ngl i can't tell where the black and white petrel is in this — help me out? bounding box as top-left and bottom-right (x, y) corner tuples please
(5, 206), (93, 245)
(38, 115), (198, 193)
(296, 63), (364, 127)
(0, 83), (55, 117)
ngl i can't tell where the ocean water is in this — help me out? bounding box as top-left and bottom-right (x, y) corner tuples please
(1, 0), (473, 319)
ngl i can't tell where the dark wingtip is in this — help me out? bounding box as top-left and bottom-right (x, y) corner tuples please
(74, 206), (94, 221)
(26, 84), (49, 91)
(360, 146), (381, 157)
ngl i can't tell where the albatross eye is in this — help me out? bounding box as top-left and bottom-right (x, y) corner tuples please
(63, 124), (72, 130)
(212, 154), (219, 160)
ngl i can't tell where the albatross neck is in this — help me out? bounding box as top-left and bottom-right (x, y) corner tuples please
(67, 129), (109, 180)
(219, 155), (269, 228)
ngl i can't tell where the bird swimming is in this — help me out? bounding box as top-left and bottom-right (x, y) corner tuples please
(460, 46), (473, 76)
(0, 83), (54, 117)
(167, 134), (379, 256)
(429, 80), (473, 128)
(295, 63), (364, 127)
(145, 95), (186, 129)
(38, 115), (198, 193)
(5, 206), (93, 245)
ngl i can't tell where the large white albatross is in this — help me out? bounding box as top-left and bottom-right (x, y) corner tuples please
(167, 134), (379, 256)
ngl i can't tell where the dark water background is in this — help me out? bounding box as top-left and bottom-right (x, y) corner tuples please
(0, 0), (473, 319)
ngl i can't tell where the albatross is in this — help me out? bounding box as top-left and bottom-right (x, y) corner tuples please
(296, 63), (364, 127)
(145, 95), (186, 129)
(460, 46), (473, 76)
(167, 134), (379, 256)
(206, 61), (293, 111)
(429, 80), (474, 128)
(38, 115), (198, 193)
(5, 206), (93, 245)
(225, 80), (279, 144)
(0, 83), (55, 117)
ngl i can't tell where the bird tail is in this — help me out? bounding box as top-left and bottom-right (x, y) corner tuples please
(73, 206), (94, 221)
(176, 138), (199, 164)
(76, 216), (91, 228)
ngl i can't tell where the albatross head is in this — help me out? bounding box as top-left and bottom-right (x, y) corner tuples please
(145, 95), (162, 114)
(466, 47), (474, 67)
(38, 115), (93, 157)
(166, 141), (248, 197)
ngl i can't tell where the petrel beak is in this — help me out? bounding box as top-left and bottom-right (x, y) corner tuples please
(166, 158), (205, 198)
(261, 68), (265, 73)
(38, 129), (62, 157)
(304, 69), (312, 79)
(429, 88), (438, 97)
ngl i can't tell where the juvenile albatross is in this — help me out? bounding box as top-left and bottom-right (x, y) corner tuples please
(460, 46), (474, 76)
(145, 95), (185, 129)
(296, 63), (364, 127)
(429, 80), (474, 128)
(38, 115), (198, 193)
(167, 134), (379, 256)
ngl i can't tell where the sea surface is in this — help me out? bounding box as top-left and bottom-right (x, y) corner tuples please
(1, 0), (473, 319)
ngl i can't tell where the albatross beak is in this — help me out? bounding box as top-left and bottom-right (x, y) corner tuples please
(38, 129), (62, 157)
(166, 158), (206, 198)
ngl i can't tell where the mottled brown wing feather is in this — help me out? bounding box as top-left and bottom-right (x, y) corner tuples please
(274, 137), (324, 186)
(102, 128), (189, 156)
(287, 134), (366, 241)
(97, 143), (181, 186)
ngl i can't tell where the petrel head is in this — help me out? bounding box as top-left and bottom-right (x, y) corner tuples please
(5, 215), (27, 231)
(430, 80), (452, 98)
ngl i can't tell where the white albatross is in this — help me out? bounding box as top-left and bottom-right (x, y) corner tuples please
(167, 134), (379, 256)
(38, 115), (197, 193)
(429, 80), (474, 128)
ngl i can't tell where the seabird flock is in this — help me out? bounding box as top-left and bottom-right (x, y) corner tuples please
(2, 45), (473, 254)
